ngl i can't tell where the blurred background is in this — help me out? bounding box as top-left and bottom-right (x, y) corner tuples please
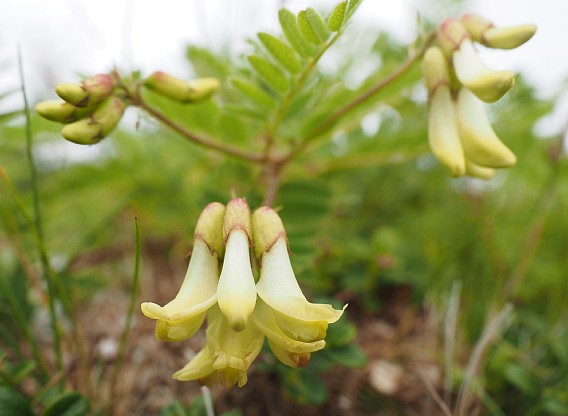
(1, 0), (567, 415)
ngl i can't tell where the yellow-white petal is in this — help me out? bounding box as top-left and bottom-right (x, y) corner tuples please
(465, 159), (496, 179)
(140, 239), (218, 341)
(482, 25), (537, 50)
(457, 88), (516, 168)
(453, 39), (514, 103)
(173, 348), (215, 382)
(217, 230), (257, 331)
(256, 238), (345, 342)
(428, 86), (466, 177)
(205, 305), (264, 387)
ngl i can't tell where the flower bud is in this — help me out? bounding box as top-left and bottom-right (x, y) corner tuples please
(437, 18), (470, 54)
(460, 14), (493, 43)
(452, 39), (515, 103)
(252, 206), (286, 259)
(143, 72), (220, 103)
(194, 202), (226, 254)
(422, 47), (451, 95)
(456, 88), (516, 168)
(56, 74), (115, 108)
(481, 25), (537, 50)
(35, 100), (92, 123)
(61, 97), (125, 145)
(461, 14), (536, 50)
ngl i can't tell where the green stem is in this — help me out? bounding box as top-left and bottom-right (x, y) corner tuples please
(18, 49), (63, 374)
(282, 31), (436, 162)
(127, 86), (264, 163)
(107, 218), (141, 414)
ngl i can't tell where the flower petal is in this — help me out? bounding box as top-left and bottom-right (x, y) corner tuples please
(256, 238), (345, 342)
(217, 230), (257, 331)
(140, 240), (218, 341)
(453, 39), (514, 103)
(173, 348), (215, 382)
(457, 88), (516, 168)
(205, 305), (264, 387)
(428, 85), (466, 177)
(465, 159), (496, 180)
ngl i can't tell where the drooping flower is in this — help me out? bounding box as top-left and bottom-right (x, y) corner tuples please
(456, 88), (516, 169)
(461, 14), (536, 50)
(422, 46), (466, 177)
(174, 305), (264, 387)
(216, 198), (257, 331)
(252, 206), (345, 366)
(438, 18), (515, 103)
(141, 202), (225, 341)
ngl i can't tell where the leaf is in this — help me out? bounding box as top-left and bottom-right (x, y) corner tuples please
(326, 320), (357, 346)
(0, 387), (34, 416)
(298, 8), (330, 45)
(346, 0), (363, 20)
(258, 32), (301, 74)
(42, 392), (90, 416)
(247, 55), (289, 94)
(278, 8), (313, 57)
(229, 77), (276, 109)
(281, 367), (328, 405)
(325, 344), (367, 368)
(328, 1), (348, 32)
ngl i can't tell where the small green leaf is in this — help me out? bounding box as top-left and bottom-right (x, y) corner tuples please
(0, 387), (34, 416)
(247, 55), (289, 94)
(328, 1), (348, 31)
(346, 0), (363, 20)
(325, 344), (367, 368)
(229, 77), (276, 109)
(278, 8), (313, 57)
(298, 8), (329, 45)
(258, 32), (301, 73)
(326, 320), (357, 346)
(42, 392), (89, 416)
(281, 367), (328, 405)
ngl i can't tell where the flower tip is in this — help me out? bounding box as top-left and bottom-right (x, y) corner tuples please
(463, 70), (515, 103)
(140, 302), (163, 319)
(483, 24), (537, 49)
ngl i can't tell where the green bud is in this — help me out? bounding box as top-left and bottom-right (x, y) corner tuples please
(437, 18), (470, 54)
(222, 198), (252, 242)
(61, 97), (125, 145)
(421, 47), (451, 95)
(194, 202), (226, 254)
(56, 74), (115, 107)
(252, 206), (286, 259)
(143, 72), (220, 103)
(35, 100), (93, 123)
(460, 14), (493, 43)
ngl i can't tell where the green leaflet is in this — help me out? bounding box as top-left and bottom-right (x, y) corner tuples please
(346, 0), (363, 20)
(278, 8), (313, 57)
(328, 1), (348, 32)
(229, 77), (276, 109)
(247, 55), (289, 94)
(258, 32), (301, 74)
(298, 8), (330, 45)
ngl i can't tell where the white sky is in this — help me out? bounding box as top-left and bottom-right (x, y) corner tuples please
(1, 0), (567, 134)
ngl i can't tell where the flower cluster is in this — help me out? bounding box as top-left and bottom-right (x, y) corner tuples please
(422, 15), (536, 179)
(141, 198), (345, 388)
(35, 72), (220, 145)
(35, 74), (125, 145)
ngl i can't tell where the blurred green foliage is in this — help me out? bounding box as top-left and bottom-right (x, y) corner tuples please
(1, 1), (567, 415)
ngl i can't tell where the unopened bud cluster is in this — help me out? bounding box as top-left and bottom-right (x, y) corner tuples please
(422, 15), (536, 179)
(36, 71), (220, 145)
(141, 198), (345, 388)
